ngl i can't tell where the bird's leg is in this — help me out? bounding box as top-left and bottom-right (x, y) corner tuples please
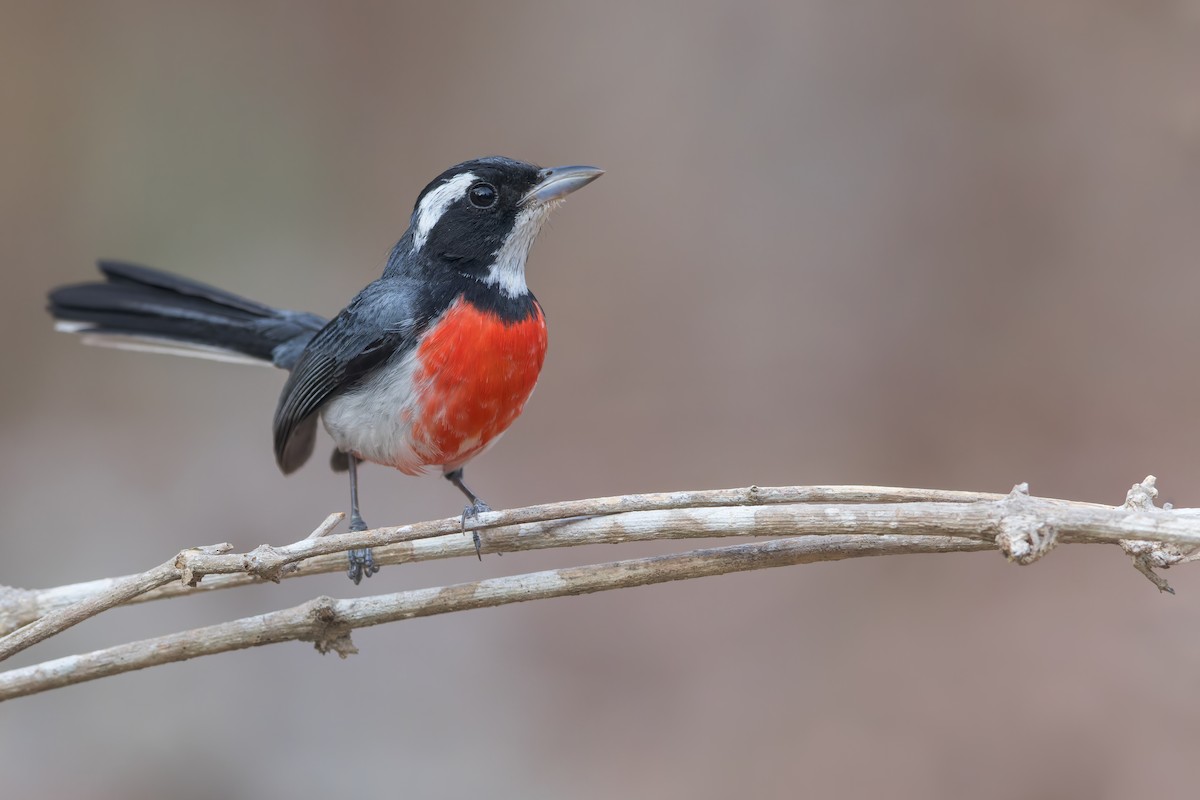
(345, 454), (380, 584)
(445, 468), (492, 560)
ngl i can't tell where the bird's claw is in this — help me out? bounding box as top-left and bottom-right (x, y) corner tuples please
(461, 500), (493, 560)
(347, 548), (380, 584)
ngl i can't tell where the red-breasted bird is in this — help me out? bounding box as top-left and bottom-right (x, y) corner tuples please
(47, 157), (603, 582)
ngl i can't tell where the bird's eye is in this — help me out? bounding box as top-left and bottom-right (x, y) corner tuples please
(467, 182), (497, 209)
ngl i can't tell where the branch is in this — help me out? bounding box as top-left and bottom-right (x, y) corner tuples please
(0, 534), (988, 702)
(0, 563), (180, 663)
(1, 484), (1004, 637)
(0, 478), (1196, 701)
(3, 480), (1196, 640)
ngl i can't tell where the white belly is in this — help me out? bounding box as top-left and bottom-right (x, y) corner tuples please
(320, 347), (429, 475)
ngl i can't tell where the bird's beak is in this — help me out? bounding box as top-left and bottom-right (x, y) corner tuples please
(523, 165), (604, 206)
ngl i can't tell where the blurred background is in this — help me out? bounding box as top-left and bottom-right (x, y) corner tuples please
(3, 1), (1200, 797)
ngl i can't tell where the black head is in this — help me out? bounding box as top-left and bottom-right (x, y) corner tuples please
(405, 156), (603, 296)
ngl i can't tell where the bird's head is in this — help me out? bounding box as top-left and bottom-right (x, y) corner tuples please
(404, 156), (603, 296)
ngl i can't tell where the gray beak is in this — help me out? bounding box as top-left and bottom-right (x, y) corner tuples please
(523, 165), (604, 205)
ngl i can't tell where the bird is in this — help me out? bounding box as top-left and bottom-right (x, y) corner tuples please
(47, 156), (603, 583)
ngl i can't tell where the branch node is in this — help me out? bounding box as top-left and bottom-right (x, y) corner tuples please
(245, 545), (289, 583)
(1117, 476), (1179, 592)
(996, 489), (1057, 565)
(1119, 539), (1180, 594)
(175, 543), (234, 587)
(304, 596), (357, 658)
(995, 521), (1058, 565)
(1123, 476), (1159, 511)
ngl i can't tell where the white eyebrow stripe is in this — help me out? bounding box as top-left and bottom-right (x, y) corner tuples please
(412, 172), (478, 252)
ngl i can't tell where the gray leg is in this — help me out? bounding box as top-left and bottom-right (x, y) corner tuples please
(346, 454), (380, 583)
(445, 468), (491, 560)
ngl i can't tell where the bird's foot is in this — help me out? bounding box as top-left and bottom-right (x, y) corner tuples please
(347, 548), (380, 585)
(346, 514), (380, 584)
(461, 499), (493, 561)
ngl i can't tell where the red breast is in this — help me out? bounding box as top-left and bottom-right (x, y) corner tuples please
(407, 296), (547, 472)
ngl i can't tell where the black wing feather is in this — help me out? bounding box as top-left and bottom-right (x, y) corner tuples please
(272, 280), (420, 473)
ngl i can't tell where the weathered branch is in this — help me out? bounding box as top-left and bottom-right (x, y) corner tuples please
(0, 534), (988, 702)
(0, 481), (1178, 639)
(0, 563), (180, 663)
(0, 478), (1195, 701)
(1, 485), (1005, 638)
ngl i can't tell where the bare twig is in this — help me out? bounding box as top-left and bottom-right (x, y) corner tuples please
(0, 534), (989, 702)
(169, 484), (1018, 584)
(3, 484), (1007, 636)
(304, 512), (346, 540)
(3, 480), (1198, 640)
(1114, 477), (1200, 593)
(0, 563), (179, 663)
(0, 478), (1195, 701)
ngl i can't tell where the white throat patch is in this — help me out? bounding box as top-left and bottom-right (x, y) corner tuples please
(412, 172), (477, 252)
(484, 199), (559, 297)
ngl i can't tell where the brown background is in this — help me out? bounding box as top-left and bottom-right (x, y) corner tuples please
(3, 2), (1200, 798)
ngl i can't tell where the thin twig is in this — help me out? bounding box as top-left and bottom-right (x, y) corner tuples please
(0, 479), (1195, 701)
(0, 562), (180, 662)
(2, 481), (1197, 641)
(0, 516), (326, 659)
(0, 534), (990, 702)
(3, 484), (1003, 636)
(304, 512), (346, 540)
(169, 485), (1014, 583)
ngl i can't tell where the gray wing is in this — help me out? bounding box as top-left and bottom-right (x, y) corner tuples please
(272, 280), (421, 473)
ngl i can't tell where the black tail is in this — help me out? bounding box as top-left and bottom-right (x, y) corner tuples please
(48, 261), (326, 369)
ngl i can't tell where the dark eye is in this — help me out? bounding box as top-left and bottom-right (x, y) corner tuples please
(468, 182), (497, 208)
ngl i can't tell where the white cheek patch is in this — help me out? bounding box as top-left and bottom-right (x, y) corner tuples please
(484, 199), (559, 297)
(413, 172), (477, 252)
